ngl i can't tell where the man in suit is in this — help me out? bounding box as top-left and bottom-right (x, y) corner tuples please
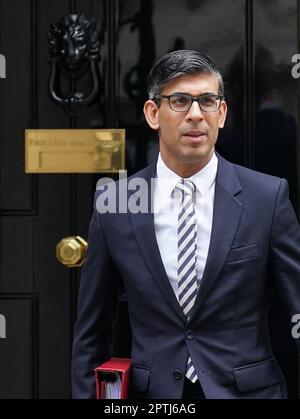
(72, 50), (300, 399)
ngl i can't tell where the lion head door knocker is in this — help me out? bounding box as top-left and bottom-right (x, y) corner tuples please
(48, 14), (102, 117)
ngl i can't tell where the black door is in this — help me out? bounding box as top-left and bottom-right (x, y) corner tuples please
(0, 0), (299, 398)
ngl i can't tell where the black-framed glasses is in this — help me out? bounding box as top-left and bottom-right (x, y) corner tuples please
(156, 93), (224, 112)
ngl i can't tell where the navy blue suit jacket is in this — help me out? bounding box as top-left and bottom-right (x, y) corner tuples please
(72, 154), (300, 399)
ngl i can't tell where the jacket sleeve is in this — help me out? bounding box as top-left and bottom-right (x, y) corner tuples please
(71, 196), (121, 399)
(270, 178), (300, 348)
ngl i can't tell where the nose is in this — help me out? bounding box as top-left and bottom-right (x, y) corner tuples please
(186, 100), (204, 121)
(68, 42), (77, 59)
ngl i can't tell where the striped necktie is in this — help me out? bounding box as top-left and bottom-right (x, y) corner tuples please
(176, 179), (198, 383)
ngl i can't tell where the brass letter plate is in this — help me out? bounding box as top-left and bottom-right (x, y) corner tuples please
(25, 129), (125, 173)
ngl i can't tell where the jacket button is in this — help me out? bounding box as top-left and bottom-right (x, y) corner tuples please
(173, 370), (183, 380)
(185, 330), (194, 340)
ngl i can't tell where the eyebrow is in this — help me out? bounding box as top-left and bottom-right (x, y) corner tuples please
(168, 92), (219, 96)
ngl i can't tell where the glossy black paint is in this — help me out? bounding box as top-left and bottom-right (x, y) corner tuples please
(117, 0), (247, 172)
(47, 14), (103, 117)
(253, 0), (298, 211)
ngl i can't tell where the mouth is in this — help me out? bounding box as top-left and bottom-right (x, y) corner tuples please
(182, 130), (207, 142)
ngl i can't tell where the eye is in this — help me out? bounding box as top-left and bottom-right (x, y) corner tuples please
(171, 95), (189, 106)
(201, 96), (216, 106)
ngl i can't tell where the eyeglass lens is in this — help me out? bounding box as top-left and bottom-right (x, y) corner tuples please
(169, 94), (221, 112)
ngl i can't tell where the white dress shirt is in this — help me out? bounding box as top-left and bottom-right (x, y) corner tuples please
(153, 152), (218, 300)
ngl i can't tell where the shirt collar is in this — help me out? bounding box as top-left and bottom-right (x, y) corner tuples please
(156, 152), (218, 197)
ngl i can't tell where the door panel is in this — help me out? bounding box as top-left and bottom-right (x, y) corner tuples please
(0, 217), (34, 293)
(0, 0), (33, 211)
(117, 0), (247, 173)
(0, 297), (37, 399)
(254, 0), (298, 210)
(253, 1), (299, 398)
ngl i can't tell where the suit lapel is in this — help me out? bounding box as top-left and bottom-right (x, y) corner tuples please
(129, 163), (186, 324)
(189, 155), (243, 322)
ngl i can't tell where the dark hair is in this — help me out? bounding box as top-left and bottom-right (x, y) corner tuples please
(147, 49), (224, 100)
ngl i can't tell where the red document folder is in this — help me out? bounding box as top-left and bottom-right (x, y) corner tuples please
(94, 358), (132, 399)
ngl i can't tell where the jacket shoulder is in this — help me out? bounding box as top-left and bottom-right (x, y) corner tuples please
(232, 162), (284, 192)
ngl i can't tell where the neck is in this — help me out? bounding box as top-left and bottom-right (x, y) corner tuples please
(160, 152), (214, 178)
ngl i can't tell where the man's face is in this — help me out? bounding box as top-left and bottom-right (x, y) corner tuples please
(144, 73), (227, 175)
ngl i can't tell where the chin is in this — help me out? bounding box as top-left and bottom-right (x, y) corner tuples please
(181, 149), (212, 162)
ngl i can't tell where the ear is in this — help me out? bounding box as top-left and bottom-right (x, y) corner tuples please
(143, 100), (160, 130)
(218, 100), (228, 129)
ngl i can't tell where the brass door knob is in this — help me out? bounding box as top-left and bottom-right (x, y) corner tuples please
(56, 236), (87, 267)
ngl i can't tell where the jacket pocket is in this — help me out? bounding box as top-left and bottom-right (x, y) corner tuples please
(226, 243), (259, 263)
(233, 358), (282, 392)
(131, 364), (151, 393)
